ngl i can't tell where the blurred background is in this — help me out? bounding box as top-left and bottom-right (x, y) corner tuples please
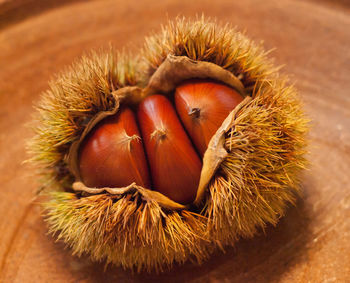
(0, 0), (349, 282)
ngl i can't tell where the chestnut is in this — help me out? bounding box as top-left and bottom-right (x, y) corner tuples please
(79, 107), (151, 188)
(138, 95), (202, 204)
(175, 79), (244, 156)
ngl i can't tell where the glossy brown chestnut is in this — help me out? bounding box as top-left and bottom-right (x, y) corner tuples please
(138, 95), (202, 204)
(79, 107), (151, 188)
(175, 79), (244, 156)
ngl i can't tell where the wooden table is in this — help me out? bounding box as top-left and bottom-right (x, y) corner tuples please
(0, 0), (349, 282)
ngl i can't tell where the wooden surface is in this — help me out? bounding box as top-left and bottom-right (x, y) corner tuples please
(0, 0), (349, 282)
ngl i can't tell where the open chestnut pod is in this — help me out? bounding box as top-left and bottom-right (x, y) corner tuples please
(29, 18), (308, 272)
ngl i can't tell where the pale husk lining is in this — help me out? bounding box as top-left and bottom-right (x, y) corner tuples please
(67, 55), (248, 210)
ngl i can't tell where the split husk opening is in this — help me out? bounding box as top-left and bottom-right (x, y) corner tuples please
(68, 55), (249, 210)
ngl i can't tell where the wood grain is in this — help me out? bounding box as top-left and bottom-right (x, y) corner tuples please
(0, 0), (349, 282)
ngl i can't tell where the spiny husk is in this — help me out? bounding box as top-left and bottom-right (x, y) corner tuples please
(30, 17), (308, 272)
(45, 192), (213, 272)
(28, 49), (139, 190)
(141, 17), (278, 91)
(140, 17), (308, 244)
(204, 82), (307, 243)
